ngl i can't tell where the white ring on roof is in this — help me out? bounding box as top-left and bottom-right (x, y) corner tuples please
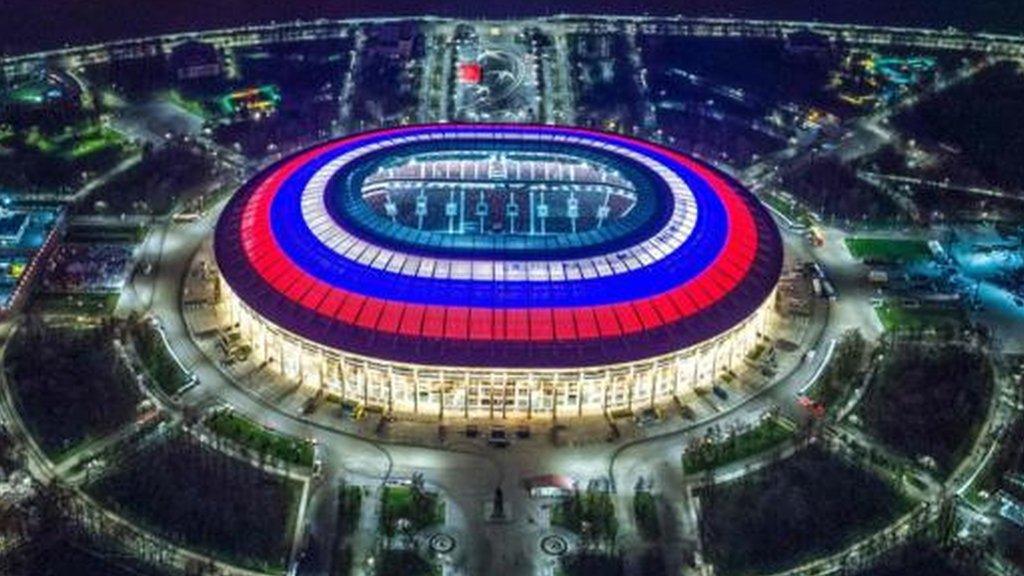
(297, 129), (699, 283)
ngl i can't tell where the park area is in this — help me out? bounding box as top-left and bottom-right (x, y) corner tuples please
(129, 320), (190, 396)
(553, 487), (619, 548)
(761, 191), (812, 227)
(864, 544), (972, 576)
(21, 124), (127, 160)
(30, 292), (121, 316)
(89, 434), (301, 572)
(633, 490), (661, 540)
(559, 552), (625, 576)
(896, 61), (1024, 192)
(806, 330), (868, 412)
(331, 483), (363, 576)
(683, 416), (794, 474)
(206, 408), (314, 468)
(2, 539), (164, 576)
(858, 343), (993, 475)
(379, 478), (445, 539)
(0, 122), (134, 192)
(5, 321), (141, 460)
(700, 447), (911, 575)
(874, 302), (967, 334)
(845, 237), (932, 264)
(783, 158), (901, 222)
(84, 141), (214, 215)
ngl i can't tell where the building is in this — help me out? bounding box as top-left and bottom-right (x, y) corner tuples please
(0, 205), (63, 316)
(217, 85), (281, 120)
(169, 40), (223, 82)
(525, 475), (576, 498)
(214, 124), (783, 419)
(0, 210), (31, 247)
(784, 29), (834, 62)
(366, 22), (420, 61)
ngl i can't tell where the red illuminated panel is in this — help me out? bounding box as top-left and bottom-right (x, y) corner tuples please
(632, 299), (663, 330)
(530, 309), (555, 341)
(399, 304), (426, 336)
(355, 298), (385, 329)
(318, 291), (347, 317)
(594, 306), (622, 337)
(299, 281), (331, 310)
(377, 302), (405, 333)
(422, 307), (446, 338)
(612, 303), (643, 335)
(573, 308), (600, 339)
(492, 309), (506, 340)
(336, 293), (366, 324)
(445, 307), (470, 340)
(458, 62), (482, 84)
(651, 294), (681, 323)
(469, 308), (494, 341)
(553, 309), (577, 341)
(506, 310), (530, 341)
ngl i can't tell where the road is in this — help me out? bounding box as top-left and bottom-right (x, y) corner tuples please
(130, 206), (506, 574)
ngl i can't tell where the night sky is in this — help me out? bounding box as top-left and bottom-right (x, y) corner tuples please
(1, 0), (1021, 54)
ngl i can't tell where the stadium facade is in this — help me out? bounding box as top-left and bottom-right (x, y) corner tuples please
(214, 124), (782, 418)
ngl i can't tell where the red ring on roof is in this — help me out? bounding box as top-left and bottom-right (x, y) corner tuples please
(216, 124), (781, 368)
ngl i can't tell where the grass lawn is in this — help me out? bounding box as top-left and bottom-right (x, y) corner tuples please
(380, 484), (445, 537)
(5, 322), (141, 461)
(845, 237), (932, 263)
(23, 123), (129, 162)
(700, 447), (911, 575)
(806, 330), (867, 413)
(0, 128), (130, 192)
(633, 491), (661, 540)
(65, 223), (147, 244)
(552, 489), (619, 547)
(683, 418), (794, 474)
(162, 89), (215, 121)
(858, 343), (992, 475)
(874, 303), (965, 334)
(129, 321), (190, 396)
(206, 408), (315, 468)
(90, 434), (301, 572)
(65, 126), (127, 160)
(31, 292), (120, 316)
(762, 192), (812, 227)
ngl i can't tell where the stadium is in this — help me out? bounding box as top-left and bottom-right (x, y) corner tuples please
(213, 124), (783, 418)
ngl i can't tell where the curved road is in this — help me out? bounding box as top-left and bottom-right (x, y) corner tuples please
(120, 184), (879, 576)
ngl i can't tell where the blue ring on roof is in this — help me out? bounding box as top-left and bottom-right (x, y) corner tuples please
(214, 124), (784, 368)
(266, 125), (727, 308)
